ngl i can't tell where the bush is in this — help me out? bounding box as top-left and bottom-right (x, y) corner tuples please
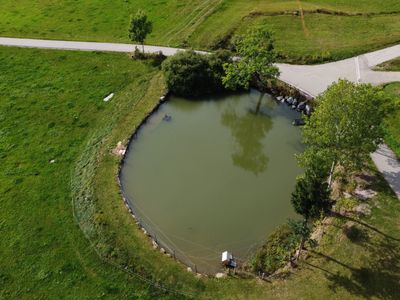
(161, 50), (231, 98)
(250, 224), (299, 275)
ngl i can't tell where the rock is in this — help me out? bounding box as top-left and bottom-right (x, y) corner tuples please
(160, 247), (166, 254)
(291, 105), (297, 110)
(215, 272), (227, 279)
(152, 240), (158, 249)
(353, 203), (371, 216)
(49, 159), (56, 164)
(343, 192), (352, 199)
(187, 267), (193, 273)
(293, 99), (298, 106)
(277, 96), (283, 101)
(160, 95), (166, 101)
(112, 141), (126, 157)
(297, 102), (306, 111)
(292, 119), (305, 126)
(286, 97), (293, 105)
(141, 227), (147, 235)
(353, 187), (377, 200)
(305, 105), (312, 115)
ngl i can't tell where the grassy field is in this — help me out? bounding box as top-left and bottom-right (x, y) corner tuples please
(2, 46), (400, 299)
(0, 1), (400, 62)
(0, 47), (171, 299)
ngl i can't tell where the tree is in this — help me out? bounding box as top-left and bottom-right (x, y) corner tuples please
(300, 80), (389, 173)
(222, 27), (279, 91)
(129, 10), (152, 53)
(291, 171), (331, 221)
(162, 50), (231, 97)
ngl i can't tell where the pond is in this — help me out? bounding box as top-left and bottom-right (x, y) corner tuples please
(120, 90), (304, 274)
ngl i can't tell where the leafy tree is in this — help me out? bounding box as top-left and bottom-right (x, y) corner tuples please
(222, 27), (279, 91)
(291, 172), (331, 221)
(162, 50), (231, 97)
(300, 80), (389, 173)
(129, 10), (153, 53)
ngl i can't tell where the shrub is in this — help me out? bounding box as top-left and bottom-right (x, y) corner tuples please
(250, 224), (299, 275)
(161, 50), (231, 98)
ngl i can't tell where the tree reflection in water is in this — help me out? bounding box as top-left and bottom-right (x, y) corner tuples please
(221, 94), (273, 175)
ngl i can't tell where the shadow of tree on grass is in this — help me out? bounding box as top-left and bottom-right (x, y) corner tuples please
(310, 236), (400, 299)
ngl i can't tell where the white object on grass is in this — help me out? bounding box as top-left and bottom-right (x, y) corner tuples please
(104, 93), (114, 102)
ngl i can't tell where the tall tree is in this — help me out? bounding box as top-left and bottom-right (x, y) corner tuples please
(300, 80), (389, 173)
(222, 27), (279, 91)
(129, 10), (153, 53)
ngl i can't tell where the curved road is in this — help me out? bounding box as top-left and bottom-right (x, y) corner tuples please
(1, 37), (399, 198)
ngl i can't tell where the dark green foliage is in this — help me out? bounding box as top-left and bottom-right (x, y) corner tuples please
(291, 172), (331, 221)
(161, 50), (232, 97)
(288, 219), (311, 243)
(250, 224), (300, 274)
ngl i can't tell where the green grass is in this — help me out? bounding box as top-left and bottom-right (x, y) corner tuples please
(0, 46), (172, 299)
(2, 46), (400, 299)
(375, 57), (400, 71)
(0, 1), (399, 62)
(383, 82), (400, 158)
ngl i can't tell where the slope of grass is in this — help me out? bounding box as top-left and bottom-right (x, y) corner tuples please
(383, 82), (400, 158)
(0, 1), (399, 62)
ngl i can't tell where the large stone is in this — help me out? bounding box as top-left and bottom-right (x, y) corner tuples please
(353, 187), (377, 200)
(112, 141), (126, 156)
(353, 203), (371, 216)
(215, 272), (227, 279)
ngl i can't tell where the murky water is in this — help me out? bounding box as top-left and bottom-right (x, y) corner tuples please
(120, 90), (304, 274)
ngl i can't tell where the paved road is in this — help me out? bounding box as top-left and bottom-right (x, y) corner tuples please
(371, 145), (400, 199)
(278, 44), (400, 97)
(1, 36), (399, 198)
(0, 37), (207, 56)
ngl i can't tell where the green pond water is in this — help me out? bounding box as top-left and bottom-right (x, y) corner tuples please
(120, 90), (304, 274)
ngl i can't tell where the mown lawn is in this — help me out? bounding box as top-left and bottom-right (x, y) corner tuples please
(2, 46), (400, 299)
(0, 0), (399, 62)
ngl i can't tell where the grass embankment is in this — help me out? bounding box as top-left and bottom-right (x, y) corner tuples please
(383, 82), (400, 158)
(2, 46), (400, 299)
(1, 1), (400, 63)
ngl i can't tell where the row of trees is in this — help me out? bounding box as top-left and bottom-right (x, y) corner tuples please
(289, 79), (390, 261)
